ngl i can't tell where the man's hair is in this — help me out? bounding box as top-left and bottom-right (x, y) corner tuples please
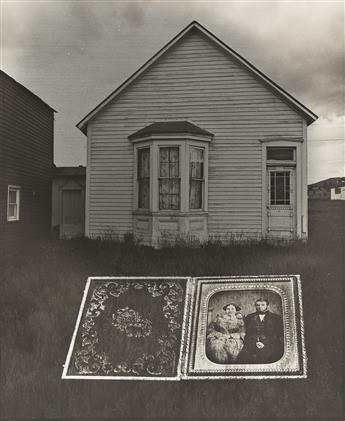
(255, 298), (269, 306)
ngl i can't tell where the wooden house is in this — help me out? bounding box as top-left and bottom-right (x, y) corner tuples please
(0, 70), (55, 247)
(52, 166), (86, 239)
(77, 21), (317, 246)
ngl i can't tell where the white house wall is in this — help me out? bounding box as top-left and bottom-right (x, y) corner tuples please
(87, 29), (304, 240)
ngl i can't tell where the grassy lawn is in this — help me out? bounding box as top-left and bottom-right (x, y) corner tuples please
(1, 200), (344, 420)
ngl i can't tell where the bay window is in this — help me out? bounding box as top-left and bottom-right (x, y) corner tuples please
(129, 121), (213, 245)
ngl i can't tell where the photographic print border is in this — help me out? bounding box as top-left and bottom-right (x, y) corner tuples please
(61, 276), (192, 381)
(183, 275), (307, 380)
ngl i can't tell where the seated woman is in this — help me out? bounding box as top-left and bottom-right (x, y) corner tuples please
(206, 303), (245, 364)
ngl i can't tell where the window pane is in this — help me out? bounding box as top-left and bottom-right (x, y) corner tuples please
(190, 161), (203, 179)
(159, 193), (169, 210)
(138, 148), (150, 177)
(169, 147), (179, 162)
(190, 180), (202, 209)
(159, 179), (169, 194)
(137, 148), (150, 209)
(160, 163), (169, 178)
(267, 147), (294, 161)
(160, 148), (169, 163)
(138, 180), (149, 208)
(270, 172), (290, 205)
(159, 147), (180, 210)
(170, 179), (180, 194)
(189, 147), (204, 209)
(9, 190), (17, 204)
(8, 204), (16, 218)
(169, 162), (179, 178)
(170, 194), (180, 210)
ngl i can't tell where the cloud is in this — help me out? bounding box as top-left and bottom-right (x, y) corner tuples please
(1, 1), (343, 180)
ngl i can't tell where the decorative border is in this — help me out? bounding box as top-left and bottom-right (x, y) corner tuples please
(183, 275), (307, 379)
(61, 276), (191, 381)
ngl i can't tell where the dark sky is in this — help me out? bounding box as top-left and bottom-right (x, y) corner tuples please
(2, 1), (344, 183)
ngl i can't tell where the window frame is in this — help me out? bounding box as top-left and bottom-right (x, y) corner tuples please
(158, 146), (181, 211)
(189, 146), (205, 210)
(7, 185), (21, 221)
(266, 146), (296, 162)
(137, 146), (151, 209)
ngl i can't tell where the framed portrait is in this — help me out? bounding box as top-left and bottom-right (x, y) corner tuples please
(183, 275), (307, 379)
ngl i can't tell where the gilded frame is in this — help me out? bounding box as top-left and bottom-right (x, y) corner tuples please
(183, 275), (307, 379)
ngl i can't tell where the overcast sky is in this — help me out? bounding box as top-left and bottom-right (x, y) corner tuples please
(1, 0), (344, 183)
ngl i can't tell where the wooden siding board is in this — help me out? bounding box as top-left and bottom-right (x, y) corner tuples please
(87, 31), (303, 238)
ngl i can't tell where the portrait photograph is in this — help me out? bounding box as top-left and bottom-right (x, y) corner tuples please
(184, 275), (306, 379)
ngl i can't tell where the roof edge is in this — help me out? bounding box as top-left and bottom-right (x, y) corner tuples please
(77, 20), (318, 134)
(77, 21), (198, 134)
(0, 69), (57, 113)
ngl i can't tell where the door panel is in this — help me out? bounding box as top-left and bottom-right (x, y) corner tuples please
(60, 189), (84, 239)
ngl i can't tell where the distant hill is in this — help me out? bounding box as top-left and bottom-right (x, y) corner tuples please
(308, 177), (345, 199)
(308, 177), (345, 189)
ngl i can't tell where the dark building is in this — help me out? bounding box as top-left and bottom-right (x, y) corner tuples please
(0, 70), (55, 248)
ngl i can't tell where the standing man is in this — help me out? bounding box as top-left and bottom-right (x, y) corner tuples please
(238, 298), (284, 364)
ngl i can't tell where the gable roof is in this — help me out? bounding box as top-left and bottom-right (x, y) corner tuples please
(77, 21), (318, 134)
(128, 120), (214, 141)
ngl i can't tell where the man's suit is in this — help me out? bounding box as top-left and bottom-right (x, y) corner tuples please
(238, 310), (284, 364)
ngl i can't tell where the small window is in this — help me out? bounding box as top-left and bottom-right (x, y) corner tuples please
(7, 186), (20, 221)
(137, 148), (150, 208)
(335, 187), (341, 194)
(159, 147), (180, 210)
(189, 147), (204, 209)
(270, 172), (290, 205)
(267, 147), (295, 161)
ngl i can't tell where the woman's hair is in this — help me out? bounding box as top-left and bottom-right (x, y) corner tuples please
(223, 303), (241, 312)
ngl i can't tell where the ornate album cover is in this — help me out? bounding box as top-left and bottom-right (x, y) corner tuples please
(63, 275), (306, 380)
(62, 277), (190, 380)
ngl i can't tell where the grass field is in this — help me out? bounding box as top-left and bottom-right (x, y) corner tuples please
(1, 200), (344, 420)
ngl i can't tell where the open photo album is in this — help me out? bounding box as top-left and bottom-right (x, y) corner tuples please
(62, 275), (306, 380)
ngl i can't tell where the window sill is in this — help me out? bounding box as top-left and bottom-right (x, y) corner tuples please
(133, 209), (208, 217)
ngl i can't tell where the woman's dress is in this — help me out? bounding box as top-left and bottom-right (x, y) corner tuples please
(206, 313), (245, 363)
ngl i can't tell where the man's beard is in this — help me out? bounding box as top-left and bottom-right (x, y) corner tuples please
(256, 309), (268, 314)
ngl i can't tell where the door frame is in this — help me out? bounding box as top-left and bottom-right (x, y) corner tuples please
(260, 136), (307, 239)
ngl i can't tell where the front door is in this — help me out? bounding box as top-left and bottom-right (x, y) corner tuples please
(267, 168), (296, 239)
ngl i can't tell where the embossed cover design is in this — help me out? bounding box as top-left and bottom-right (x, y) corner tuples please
(62, 277), (189, 380)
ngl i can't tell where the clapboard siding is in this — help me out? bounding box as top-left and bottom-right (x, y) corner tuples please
(87, 29), (303, 239)
(0, 71), (54, 248)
